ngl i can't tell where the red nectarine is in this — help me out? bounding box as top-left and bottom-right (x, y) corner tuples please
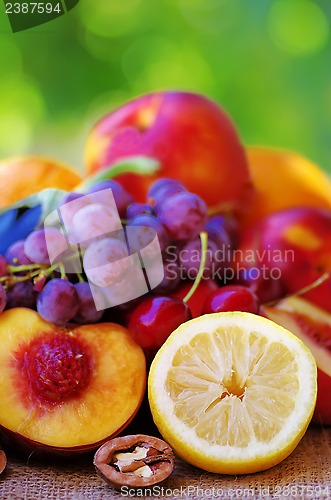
(236, 207), (331, 310)
(85, 91), (252, 211)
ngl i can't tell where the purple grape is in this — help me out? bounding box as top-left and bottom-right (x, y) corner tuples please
(149, 179), (187, 216)
(0, 284), (7, 313)
(223, 217), (239, 248)
(205, 217), (231, 251)
(58, 193), (89, 230)
(6, 281), (36, 309)
(126, 214), (170, 252)
(157, 192), (208, 241)
(86, 180), (133, 217)
(24, 228), (65, 265)
(73, 282), (104, 324)
(205, 215), (239, 248)
(205, 217), (237, 275)
(37, 278), (79, 324)
(126, 203), (153, 220)
(153, 260), (181, 294)
(148, 178), (186, 201)
(179, 237), (219, 279)
(71, 203), (121, 243)
(5, 240), (30, 266)
(0, 255), (7, 277)
(59, 192), (84, 206)
(83, 237), (131, 288)
(84, 236), (148, 308)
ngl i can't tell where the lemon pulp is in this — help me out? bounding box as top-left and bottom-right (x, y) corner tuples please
(167, 326), (299, 447)
(149, 312), (317, 474)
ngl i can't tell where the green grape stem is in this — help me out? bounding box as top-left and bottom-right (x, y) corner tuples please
(76, 156), (160, 191)
(0, 251), (82, 289)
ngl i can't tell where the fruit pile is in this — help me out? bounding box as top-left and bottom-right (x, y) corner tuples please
(0, 90), (330, 482)
(0, 177), (238, 326)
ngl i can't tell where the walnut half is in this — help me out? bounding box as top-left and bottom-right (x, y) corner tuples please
(0, 450), (7, 476)
(93, 434), (175, 489)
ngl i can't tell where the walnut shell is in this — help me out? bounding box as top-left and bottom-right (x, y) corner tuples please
(93, 434), (175, 489)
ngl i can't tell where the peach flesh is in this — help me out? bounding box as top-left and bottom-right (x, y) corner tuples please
(0, 309), (146, 453)
(262, 297), (331, 425)
(14, 332), (93, 406)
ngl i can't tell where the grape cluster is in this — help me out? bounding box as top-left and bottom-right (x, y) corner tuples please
(0, 177), (261, 344)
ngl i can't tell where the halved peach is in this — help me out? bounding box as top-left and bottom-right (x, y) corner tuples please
(0, 308), (146, 455)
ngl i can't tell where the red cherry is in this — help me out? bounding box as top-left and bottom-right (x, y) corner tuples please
(202, 285), (260, 314)
(171, 279), (218, 317)
(129, 296), (192, 350)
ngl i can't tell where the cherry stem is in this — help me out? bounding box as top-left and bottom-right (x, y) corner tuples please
(183, 231), (208, 303)
(263, 270), (331, 306)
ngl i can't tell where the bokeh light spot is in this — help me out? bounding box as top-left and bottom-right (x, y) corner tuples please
(83, 30), (122, 62)
(0, 112), (32, 156)
(0, 77), (45, 157)
(122, 36), (214, 93)
(179, 0), (238, 35)
(268, 0), (329, 56)
(0, 77), (44, 122)
(80, 0), (142, 38)
(0, 38), (23, 74)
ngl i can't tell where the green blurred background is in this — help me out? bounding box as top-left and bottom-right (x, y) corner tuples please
(0, 0), (331, 173)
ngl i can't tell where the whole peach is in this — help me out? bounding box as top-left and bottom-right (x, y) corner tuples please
(85, 91), (252, 210)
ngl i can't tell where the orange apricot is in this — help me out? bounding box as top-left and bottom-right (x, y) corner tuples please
(240, 147), (331, 227)
(0, 156), (82, 209)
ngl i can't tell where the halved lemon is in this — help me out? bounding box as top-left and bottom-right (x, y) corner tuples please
(148, 312), (317, 474)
